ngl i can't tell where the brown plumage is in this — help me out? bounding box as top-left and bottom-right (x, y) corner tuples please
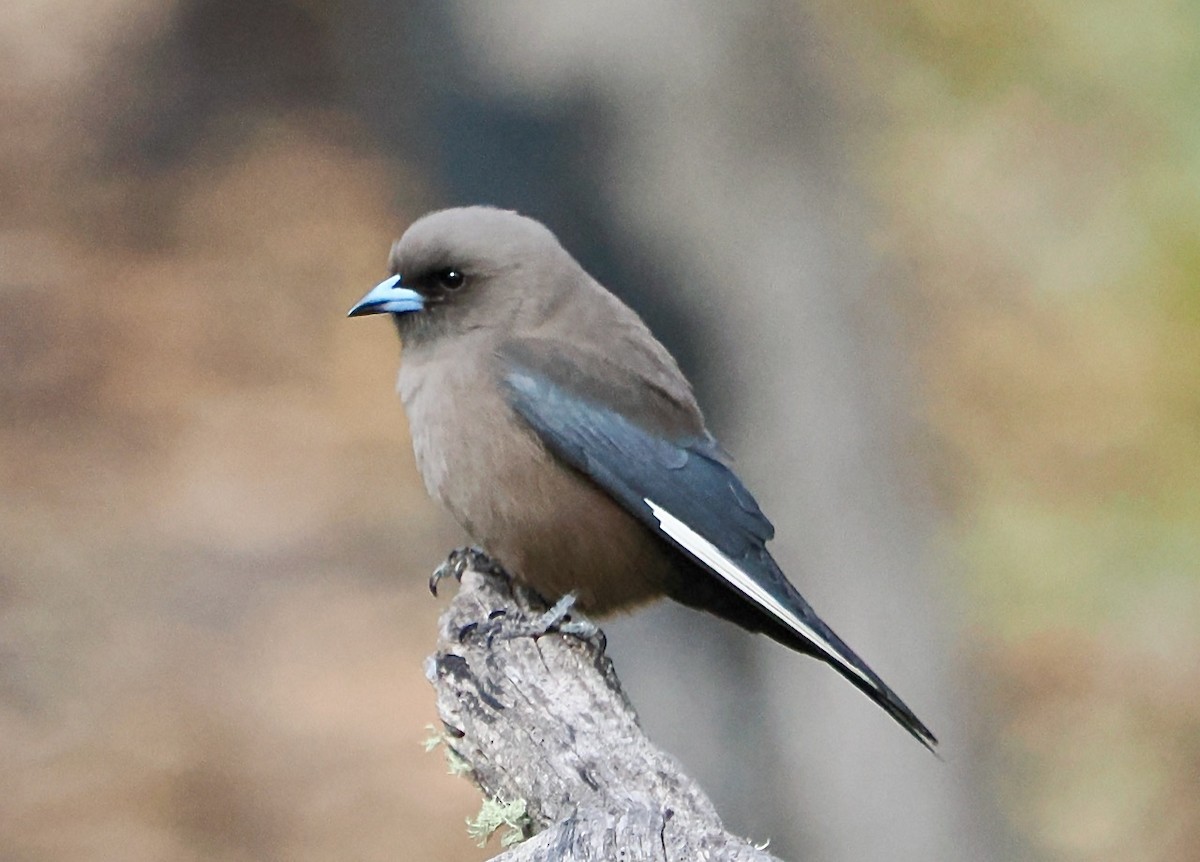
(388, 208), (696, 612)
(349, 206), (938, 750)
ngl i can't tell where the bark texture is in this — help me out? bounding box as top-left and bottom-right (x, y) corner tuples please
(425, 567), (785, 861)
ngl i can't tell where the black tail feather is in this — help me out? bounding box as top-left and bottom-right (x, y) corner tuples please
(670, 550), (938, 752)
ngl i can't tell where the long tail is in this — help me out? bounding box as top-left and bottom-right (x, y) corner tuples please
(764, 574), (939, 752)
(657, 527), (938, 752)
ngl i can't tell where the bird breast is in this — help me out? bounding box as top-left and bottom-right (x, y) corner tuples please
(396, 342), (673, 613)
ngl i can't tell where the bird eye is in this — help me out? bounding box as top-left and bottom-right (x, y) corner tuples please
(435, 268), (466, 290)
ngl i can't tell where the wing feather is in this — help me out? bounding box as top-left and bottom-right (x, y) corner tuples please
(499, 346), (937, 750)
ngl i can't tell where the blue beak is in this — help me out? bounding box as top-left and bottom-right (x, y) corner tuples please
(347, 275), (426, 317)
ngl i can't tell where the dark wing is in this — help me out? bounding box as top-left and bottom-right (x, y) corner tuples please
(498, 345), (938, 751)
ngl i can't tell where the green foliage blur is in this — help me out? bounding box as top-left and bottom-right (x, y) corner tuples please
(823, 2), (1200, 857)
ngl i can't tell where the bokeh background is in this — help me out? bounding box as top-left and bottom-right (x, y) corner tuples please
(3, 2), (1197, 861)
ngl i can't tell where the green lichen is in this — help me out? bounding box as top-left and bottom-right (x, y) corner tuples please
(466, 797), (530, 848)
(444, 745), (473, 776)
(421, 724), (443, 753)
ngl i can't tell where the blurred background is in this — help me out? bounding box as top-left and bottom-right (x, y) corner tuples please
(3, 2), (1197, 860)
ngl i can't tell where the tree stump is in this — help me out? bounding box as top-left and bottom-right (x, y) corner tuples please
(425, 566), (786, 861)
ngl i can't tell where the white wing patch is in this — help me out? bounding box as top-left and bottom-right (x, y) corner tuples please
(645, 497), (874, 688)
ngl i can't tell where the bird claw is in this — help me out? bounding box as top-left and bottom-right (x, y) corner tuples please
(505, 592), (600, 642)
(430, 546), (505, 596)
(534, 592), (586, 632)
(429, 553), (597, 645)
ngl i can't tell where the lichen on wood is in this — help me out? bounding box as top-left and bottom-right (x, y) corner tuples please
(424, 566), (786, 861)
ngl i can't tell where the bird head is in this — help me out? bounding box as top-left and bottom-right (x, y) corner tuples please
(348, 206), (574, 346)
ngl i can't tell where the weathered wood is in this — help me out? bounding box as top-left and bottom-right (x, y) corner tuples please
(425, 567), (786, 861)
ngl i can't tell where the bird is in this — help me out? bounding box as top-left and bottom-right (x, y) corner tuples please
(348, 205), (937, 751)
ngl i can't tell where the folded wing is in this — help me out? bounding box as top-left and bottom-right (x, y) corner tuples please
(499, 344), (937, 750)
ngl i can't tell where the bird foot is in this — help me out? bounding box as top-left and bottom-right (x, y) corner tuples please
(430, 546), (507, 596)
(454, 591), (603, 648)
(506, 592), (601, 642)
